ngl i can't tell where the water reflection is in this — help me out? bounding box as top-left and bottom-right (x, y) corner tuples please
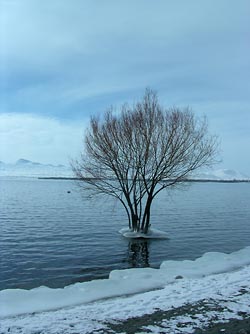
(127, 239), (150, 268)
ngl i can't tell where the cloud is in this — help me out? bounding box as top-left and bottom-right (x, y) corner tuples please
(190, 101), (250, 175)
(0, 113), (86, 164)
(1, 0), (249, 110)
(0, 1), (249, 173)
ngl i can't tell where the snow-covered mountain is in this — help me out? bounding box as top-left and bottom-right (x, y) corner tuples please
(193, 169), (249, 181)
(0, 159), (73, 178)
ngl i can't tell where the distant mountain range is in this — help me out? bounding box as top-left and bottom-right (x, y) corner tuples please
(13, 158), (65, 168)
(0, 159), (73, 177)
(0, 159), (249, 180)
(193, 169), (249, 181)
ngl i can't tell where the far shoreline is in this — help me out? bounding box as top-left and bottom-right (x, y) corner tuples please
(37, 176), (250, 183)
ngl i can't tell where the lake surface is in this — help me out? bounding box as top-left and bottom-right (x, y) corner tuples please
(0, 178), (250, 290)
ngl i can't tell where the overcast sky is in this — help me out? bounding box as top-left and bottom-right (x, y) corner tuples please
(0, 0), (249, 174)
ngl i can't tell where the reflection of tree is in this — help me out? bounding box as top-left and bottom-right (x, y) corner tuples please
(127, 239), (150, 268)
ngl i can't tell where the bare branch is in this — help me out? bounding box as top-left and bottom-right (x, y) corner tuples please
(72, 89), (219, 234)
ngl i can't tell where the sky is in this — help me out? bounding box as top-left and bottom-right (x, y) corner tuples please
(0, 0), (249, 174)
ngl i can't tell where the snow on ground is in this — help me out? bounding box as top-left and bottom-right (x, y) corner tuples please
(1, 265), (250, 333)
(1, 247), (250, 333)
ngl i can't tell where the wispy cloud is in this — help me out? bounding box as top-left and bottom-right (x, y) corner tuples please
(1, 0), (249, 110)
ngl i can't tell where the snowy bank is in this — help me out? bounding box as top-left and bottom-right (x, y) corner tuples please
(1, 246), (250, 319)
(1, 262), (250, 334)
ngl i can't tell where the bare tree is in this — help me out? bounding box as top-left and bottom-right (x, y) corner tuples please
(72, 89), (219, 234)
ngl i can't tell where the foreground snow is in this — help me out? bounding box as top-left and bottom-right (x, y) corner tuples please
(1, 266), (250, 333)
(1, 247), (250, 333)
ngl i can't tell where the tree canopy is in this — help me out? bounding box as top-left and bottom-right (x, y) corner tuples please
(72, 89), (219, 234)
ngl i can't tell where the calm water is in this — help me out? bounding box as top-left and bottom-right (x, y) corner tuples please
(0, 178), (250, 290)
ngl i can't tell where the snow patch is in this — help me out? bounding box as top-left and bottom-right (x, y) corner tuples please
(119, 227), (169, 239)
(160, 246), (250, 277)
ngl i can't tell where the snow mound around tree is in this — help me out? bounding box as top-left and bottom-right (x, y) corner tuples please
(119, 227), (169, 239)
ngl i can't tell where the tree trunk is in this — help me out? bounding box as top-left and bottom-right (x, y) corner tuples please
(141, 196), (153, 234)
(143, 205), (151, 234)
(131, 212), (139, 231)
